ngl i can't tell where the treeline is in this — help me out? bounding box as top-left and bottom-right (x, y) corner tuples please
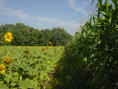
(0, 23), (72, 46)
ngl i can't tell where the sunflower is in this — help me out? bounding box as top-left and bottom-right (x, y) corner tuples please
(2, 57), (13, 64)
(42, 47), (48, 51)
(23, 50), (30, 54)
(0, 64), (6, 74)
(4, 32), (13, 42)
(17, 46), (21, 48)
(49, 41), (52, 45)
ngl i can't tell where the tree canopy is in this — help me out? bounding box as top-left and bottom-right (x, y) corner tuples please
(0, 23), (72, 46)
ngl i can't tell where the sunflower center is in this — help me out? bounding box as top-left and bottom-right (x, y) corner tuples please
(0, 66), (4, 71)
(6, 35), (10, 39)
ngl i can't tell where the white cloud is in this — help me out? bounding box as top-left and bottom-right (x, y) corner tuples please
(67, 0), (88, 16)
(0, 8), (80, 34)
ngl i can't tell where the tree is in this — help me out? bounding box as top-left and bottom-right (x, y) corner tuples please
(50, 27), (72, 46)
(0, 23), (72, 46)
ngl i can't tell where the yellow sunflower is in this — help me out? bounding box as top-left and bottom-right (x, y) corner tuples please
(2, 57), (13, 65)
(49, 41), (52, 45)
(23, 50), (30, 54)
(4, 32), (13, 42)
(42, 47), (48, 51)
(17, 46), (21, 48)
(0, 64), (6, 74)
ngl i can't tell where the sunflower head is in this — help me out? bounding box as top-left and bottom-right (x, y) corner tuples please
(48, 41), (52, 45)
(42, 47), (48, 51)
(24, 50), (30, 54)
(2, 57), (13, 65)
(4, 32), (13, 42)
(17, 46), (21, 48)
(0, 64), (6, 74)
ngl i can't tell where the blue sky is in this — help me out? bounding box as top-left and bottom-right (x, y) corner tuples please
(0, 0), (96, 35)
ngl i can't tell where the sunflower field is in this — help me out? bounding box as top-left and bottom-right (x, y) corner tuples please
(0, 33), (64, 89)
(0, 0), (118, 89)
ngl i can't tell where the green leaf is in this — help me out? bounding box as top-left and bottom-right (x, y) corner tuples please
(19, 79), (36, 89)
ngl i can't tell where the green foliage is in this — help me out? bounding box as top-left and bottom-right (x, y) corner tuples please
(0, 23), (72, 46)
(51, 0), (118, 89)
(0, 46), (64, 89)
(50, 27), (72, 46)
